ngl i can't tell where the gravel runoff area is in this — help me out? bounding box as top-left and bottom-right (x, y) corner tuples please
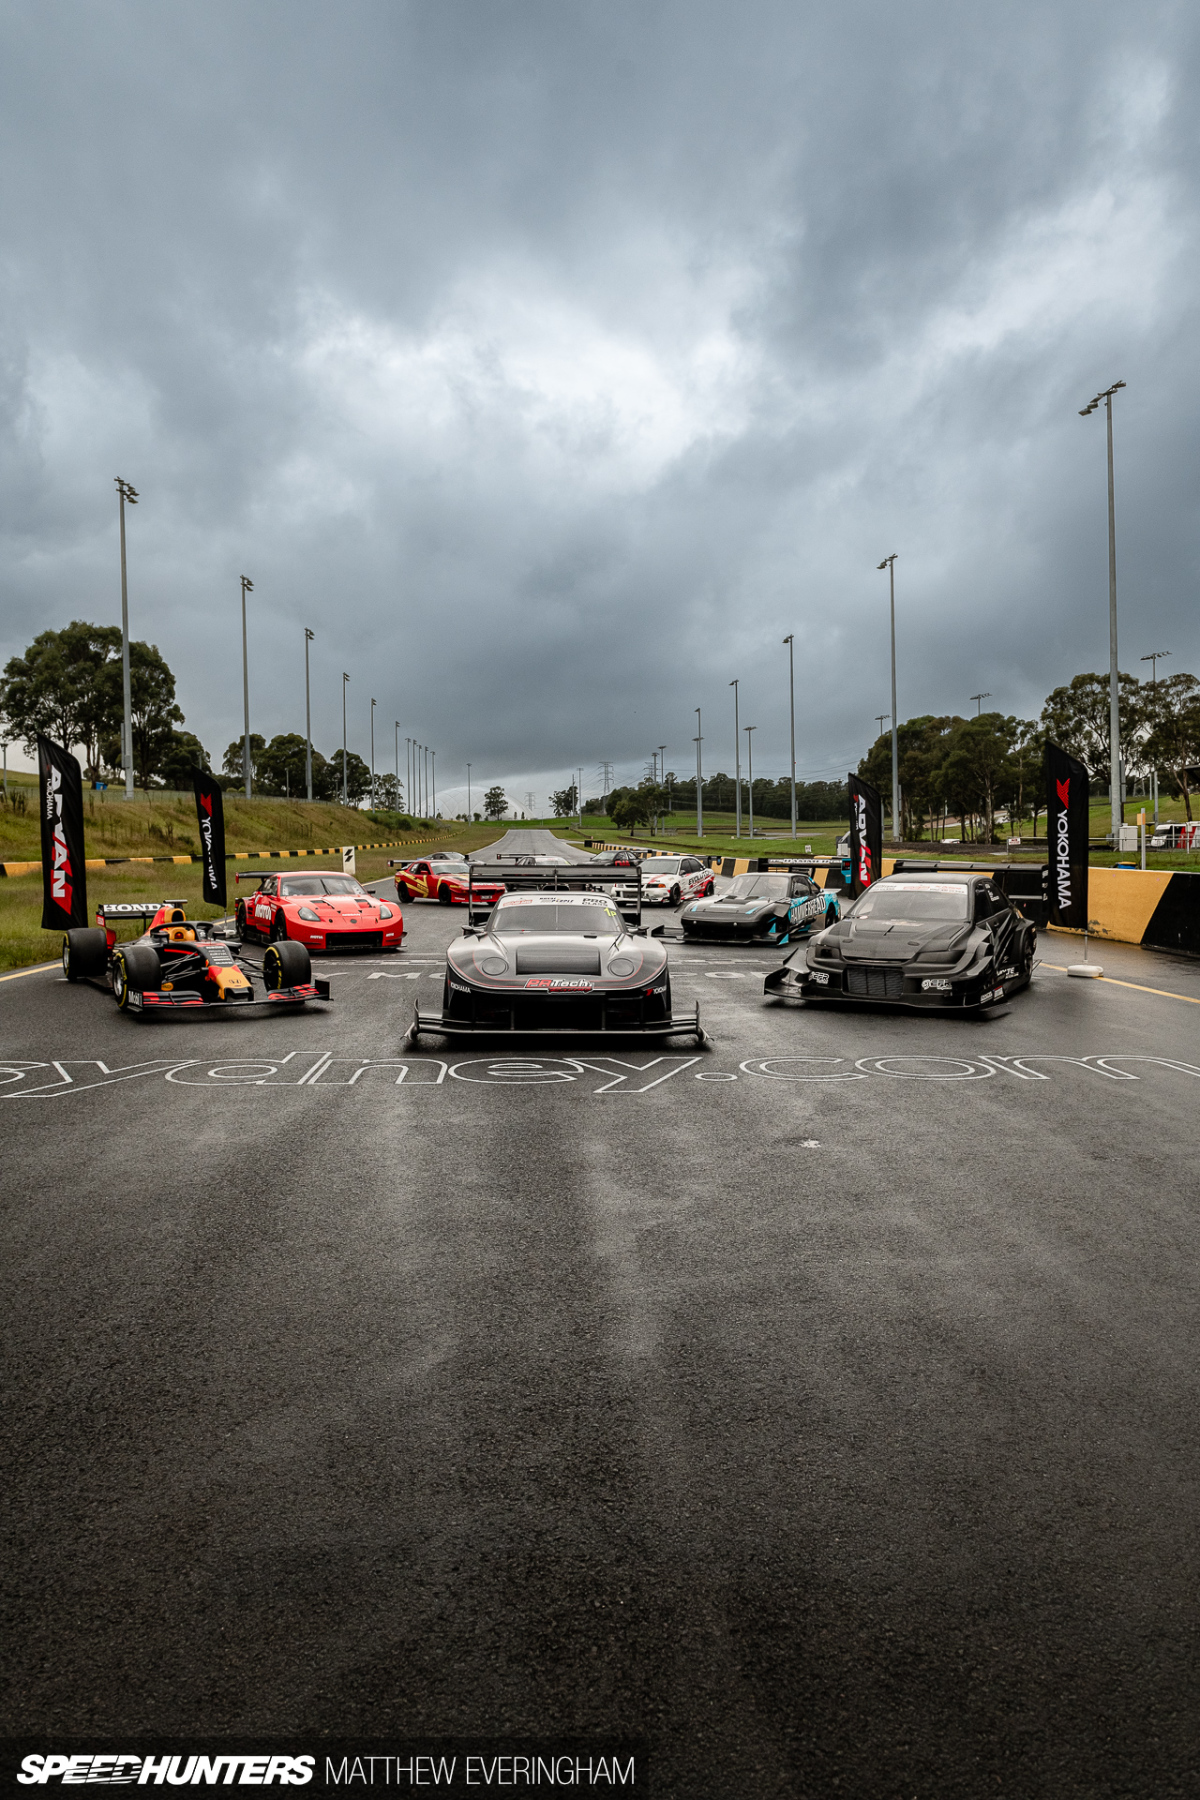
(3, 878), (1200, 1798)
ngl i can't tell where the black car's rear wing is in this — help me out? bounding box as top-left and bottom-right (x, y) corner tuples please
(467, 861), (642, 927)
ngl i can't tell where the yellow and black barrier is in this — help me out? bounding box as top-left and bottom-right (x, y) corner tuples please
(0, 835), (453, 879)
(702, 855), (1200, 953)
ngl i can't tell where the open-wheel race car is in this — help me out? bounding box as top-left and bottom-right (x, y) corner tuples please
(764, 869), (1036, 1013)
(407, 863), (705, 1043)
(669, 869), (838, 943)
(60, 901), (332, 1016)
(235, 870), (402, 950)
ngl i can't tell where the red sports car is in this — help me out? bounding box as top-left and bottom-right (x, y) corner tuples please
(391, 857), (505, 907)
(235, 871), (403, 951)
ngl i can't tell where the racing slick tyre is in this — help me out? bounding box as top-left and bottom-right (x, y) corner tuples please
(395, 884), (413, 902)
(269, 914), (288, 943)
(235, 900), (253, 941)
(437, 884), (453, 905)
(62, 927), (108, 982)
(112, 944), (161, 1012)
(263, 940), (311, 992)
(669, 885), (681, 907)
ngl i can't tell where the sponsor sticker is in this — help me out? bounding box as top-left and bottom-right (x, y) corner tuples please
(523, 977), (594, 990)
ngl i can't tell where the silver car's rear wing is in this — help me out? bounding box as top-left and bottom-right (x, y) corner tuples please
(467, 862), (642, 928)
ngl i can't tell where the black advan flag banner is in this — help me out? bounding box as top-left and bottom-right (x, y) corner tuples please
(38, 735), (88, 930)
(1045, 741), (1089, 931)
(848, 773), (883, 899)
(192, 769), (227, 907)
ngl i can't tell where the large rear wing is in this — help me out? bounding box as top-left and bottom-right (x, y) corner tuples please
(467, 861), (642, 928)
(95, 900), (187, 922)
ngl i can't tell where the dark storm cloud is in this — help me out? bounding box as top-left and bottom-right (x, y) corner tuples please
(1, 0), (1196, 805)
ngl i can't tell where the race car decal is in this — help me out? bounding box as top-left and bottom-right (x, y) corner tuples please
(523, 977), (594, 990)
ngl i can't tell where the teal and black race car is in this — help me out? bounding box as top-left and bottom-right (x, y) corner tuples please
(677, 871), (839, 945)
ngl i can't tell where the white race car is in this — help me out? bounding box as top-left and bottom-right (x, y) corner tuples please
(614, 854), (714, 909)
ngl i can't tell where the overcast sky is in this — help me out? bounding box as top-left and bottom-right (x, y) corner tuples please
(2, 0), (1197, 809)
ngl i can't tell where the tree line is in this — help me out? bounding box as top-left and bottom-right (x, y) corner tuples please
(858, 669), (1200, 842)
(0, 621), (426, 809)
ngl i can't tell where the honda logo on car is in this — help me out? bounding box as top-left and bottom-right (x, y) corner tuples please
(1054, 775), (1072, 910)
(18, 1754), (314, 1786)
(524, 977), (594, 990)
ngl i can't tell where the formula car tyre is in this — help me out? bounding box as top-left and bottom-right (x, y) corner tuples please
(113, 944), (161, 1010)
(437, 884), (453, 906)
(263, 940), (311, 991)
(62, 927), (108, 982)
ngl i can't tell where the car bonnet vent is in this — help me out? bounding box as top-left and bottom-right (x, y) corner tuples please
(514, 946), (602, 975)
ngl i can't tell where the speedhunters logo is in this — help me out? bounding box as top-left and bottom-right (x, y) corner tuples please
(18, 1756), (313, 1786)
(5, 1746), (643, 1795)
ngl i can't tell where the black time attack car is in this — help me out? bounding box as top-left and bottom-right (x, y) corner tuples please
(676, 870), (839, 943)
(764, 870), (1036, 1012)
(409, 889), (705, 1043)
(60, 901), (331, 1016)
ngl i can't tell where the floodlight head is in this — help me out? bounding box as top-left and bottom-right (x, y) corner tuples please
(305, 627), (314, 641)
(783, 633), (793, 644)
(241, 575), (253, 592)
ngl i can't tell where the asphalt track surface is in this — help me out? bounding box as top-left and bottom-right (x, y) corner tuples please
(471, 828), (599, 863)
(4, 885), (1200, 1798)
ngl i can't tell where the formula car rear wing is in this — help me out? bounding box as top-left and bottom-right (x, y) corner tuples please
(467, 861), (643, 928)
(95, 900), (187, 922)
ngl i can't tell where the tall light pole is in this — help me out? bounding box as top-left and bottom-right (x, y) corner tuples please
(970, 692), (991, 717)
(783, 635), (796, 839)
(877, 555), (899, 841)
(744, 725), (756, 840)
(406, 739), (412, 812)
(304, 629), (315, 800)
(694, 707), (703, 837)
(1141, 651), (1169, 824)
(730, 679), (741, 837)
(467, 762), (472, 821)
(1080, 380), (1127, 839)
(424, 746), (430, 816)
(114, 478), (138, 798)
(341, 673), (349, 805)
(240, 576), (254, 799)
(394, 720), (400, 804)
(370, 699), (376, 808)
(432, 749), (437, 818)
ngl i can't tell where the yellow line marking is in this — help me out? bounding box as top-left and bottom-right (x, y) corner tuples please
(1040, 963), (1200, 1004)
(0, 962), (59, 982)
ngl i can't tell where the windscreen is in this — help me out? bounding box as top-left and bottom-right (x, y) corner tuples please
(640, 858), (681, 873)
(851, 882), (970, 921)
(493, 901), (623, 935)
(726, 874), (791, 900)
(280, 875), (370, 897)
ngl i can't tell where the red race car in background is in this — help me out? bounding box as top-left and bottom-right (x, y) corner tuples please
(390, 856), (505, 907)
(235, 871), (403, 951)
